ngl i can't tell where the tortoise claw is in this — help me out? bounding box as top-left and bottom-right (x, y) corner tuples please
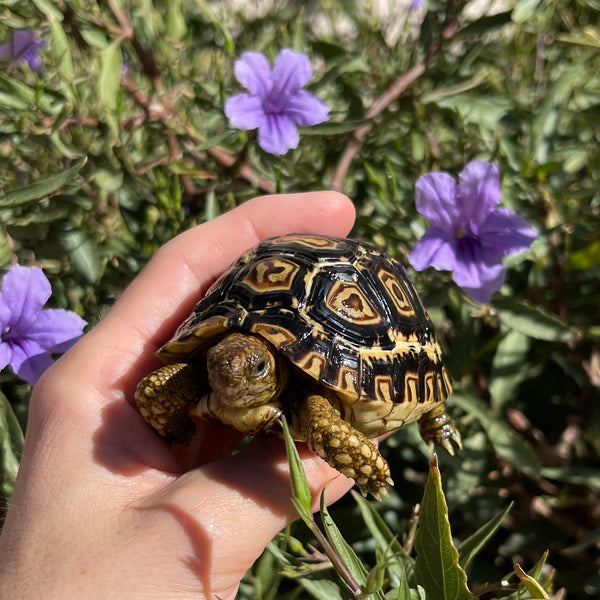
(419, 404), (462, 454)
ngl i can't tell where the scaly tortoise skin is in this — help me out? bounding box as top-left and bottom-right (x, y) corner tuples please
(136, 234), (461, 499)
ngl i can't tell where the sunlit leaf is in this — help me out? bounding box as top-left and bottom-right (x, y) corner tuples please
(0, 158), (87, 207)
(494, 297), (580, 343)
(514, 563), (550, 599)
(49, 17), (74, 80)
(280, 416), (312, 521)
(489, 330), (531, 411)
(61, 228), (103, 285)
(414, 455), (476, 600)
(99, 42), (122, 112)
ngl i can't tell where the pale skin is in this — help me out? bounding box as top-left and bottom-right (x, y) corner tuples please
(0, 192), (356, 600)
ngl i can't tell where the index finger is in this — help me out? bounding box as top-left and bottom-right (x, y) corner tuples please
(55, 192), (355, 398)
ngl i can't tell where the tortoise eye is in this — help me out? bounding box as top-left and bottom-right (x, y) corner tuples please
(253, 360), (267, 375)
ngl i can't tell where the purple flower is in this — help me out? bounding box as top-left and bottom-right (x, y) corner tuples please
(225, 49), (330, 155)
(0, 30), (46, 72)
(409, 161), (537, 303)
(0, 265), (87, 385)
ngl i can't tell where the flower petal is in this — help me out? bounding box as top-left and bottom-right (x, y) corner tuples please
(264, 49), (312, 113)
(225, 93), (266, 130)
(281, 89), (329, 126)
(452, 238), (506, 302)
(233, 51), (272, 98)
(6, 336), (52, 386)
(0, 31), (45, 72)
(0, 341), (11, 371)
(415, 172), (461, 230)
(27, 308), (86, 351)
(16, 350), (54, 387)
(0, 295), (11, 330)
(409, 227), (457, 272)
(257, 114), (299, 155)
(457, 161), (500, 226)
(478, 208), (537, 255)
(1, 265), (51, 331)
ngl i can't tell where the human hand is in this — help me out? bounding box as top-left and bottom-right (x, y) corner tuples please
(0, 192), (356, 600)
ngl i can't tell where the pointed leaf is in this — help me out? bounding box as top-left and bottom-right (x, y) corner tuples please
(514, 563), (550, 599)
(320, 492), (373, 592)
(494, 297), (580, 343)
(414, 455), (476, 600)
(280, 416), (312, 521)
(458, 503), (513, 570)
(0, 158), (86, 207)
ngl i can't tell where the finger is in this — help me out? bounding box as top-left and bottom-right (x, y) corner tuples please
(53, 192), (355, 398)
(136, 437), (354, 598)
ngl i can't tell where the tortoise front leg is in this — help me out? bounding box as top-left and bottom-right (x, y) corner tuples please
(135, 362), (202, 445)
(296, 391), (394, 500)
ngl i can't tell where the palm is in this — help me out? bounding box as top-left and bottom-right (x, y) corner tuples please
(1, 193), (356, 600)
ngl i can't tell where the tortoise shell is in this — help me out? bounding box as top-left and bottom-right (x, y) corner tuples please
(158, 234), (452, 436)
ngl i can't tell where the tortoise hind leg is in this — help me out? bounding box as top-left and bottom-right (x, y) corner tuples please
(296, 391), (394, 500)
(135, 362), (202, 445)
(418, 403), (462, 455)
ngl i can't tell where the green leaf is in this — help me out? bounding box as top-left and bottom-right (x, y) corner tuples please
(319, 493), (373, 594)
(299, 119), (370, 136)
(49, 17), (74, 80)
(396, 567), (412, 600)
(99, 42), (123, 112)
(489, 330), (531, 411)
(450, 394), (541, 478)
(493, 297), (580, 343)
(280, 416), (312, 521)
(511, 0), (542, 22)
(352, 490), (413, 585)
(540, 466), (600, 490)
(0, 76), (55, 113)
(514, 561), (550, 599)
(90, 168), (124, 192)
(0, 391), (24, 499)
(192, 0), (234, 55)
(422, 93), (512, 130)
(251, 546), (282, 600)
(0, 158), (87, 208)
(165, 0), (188, 41)
(414, 455), (476, 600)
(527, 550), (550, 582)
(194, 129), (237, 151)
(32, 0), (63, 19)
(61, 228), (103, 285)
(567, 239), (600, 270)
(298, 577), (347, 600)
(457, 503), (513, 571)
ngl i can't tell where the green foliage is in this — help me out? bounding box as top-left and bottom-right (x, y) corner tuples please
(1, 0), (599, 598)
(275, 438), (544, 599)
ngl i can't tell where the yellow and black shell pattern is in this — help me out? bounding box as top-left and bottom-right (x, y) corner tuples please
(158, 234), (452, 434)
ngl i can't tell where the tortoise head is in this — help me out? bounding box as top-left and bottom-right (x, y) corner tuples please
(206, 332), (285, 407)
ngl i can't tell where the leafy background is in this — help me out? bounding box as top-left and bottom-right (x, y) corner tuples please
(0, 0), (599, 598)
